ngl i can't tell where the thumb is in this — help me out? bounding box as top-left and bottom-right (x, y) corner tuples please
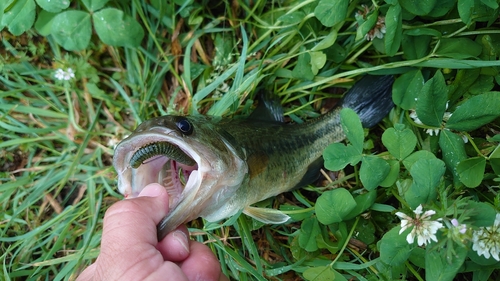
(137, 183), (167, 199)
(121, 182), (170, 221)
(82, 184), (170, 279)
(103, 183), (170, 244)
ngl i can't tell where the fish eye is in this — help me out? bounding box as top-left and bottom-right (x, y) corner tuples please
(176, 117), (193, 135)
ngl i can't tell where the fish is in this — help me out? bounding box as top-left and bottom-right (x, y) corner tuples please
(112, 75), (394, 241)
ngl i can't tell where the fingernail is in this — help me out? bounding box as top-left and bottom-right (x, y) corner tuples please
(138, 183), (164, 198)
(173, 230), (189, 254)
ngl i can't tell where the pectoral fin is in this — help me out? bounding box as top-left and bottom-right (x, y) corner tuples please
(243, 206), (291, 224)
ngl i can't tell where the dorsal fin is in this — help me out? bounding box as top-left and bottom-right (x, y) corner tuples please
(248, 93), (285, 123)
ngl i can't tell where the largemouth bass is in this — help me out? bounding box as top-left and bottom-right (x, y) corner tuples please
(113, 75), (394, 240)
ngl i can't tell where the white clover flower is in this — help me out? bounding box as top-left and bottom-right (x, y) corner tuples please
(55, 68), (75, 81)
(66, 68), (75, 80)
(55, 69), (65, 80)
(354, 13), (363, 22)
(355, 6), (386, 41)
(408, 102), (461, 139)
(355, 5), (370, 22)
(409, 110), (423, 125)
(365, 16), (386, 41)
(396, 204), (444, 246)
(472, 214), (500, 261)
(443, 111), (452, 122)
(425, 128), (440, 136)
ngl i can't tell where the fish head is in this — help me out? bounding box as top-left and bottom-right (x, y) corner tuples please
(113, 115), (248, 238)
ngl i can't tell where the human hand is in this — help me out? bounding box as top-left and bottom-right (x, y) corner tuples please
(77, 183), (228, 281)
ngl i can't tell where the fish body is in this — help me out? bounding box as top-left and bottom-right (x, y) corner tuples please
(113, 75), (394, 240)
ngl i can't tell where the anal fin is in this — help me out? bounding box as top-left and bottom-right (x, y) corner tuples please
(243, 206), (291, 224)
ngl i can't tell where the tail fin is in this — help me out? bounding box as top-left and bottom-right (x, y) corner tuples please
(340, 75), (394, 128)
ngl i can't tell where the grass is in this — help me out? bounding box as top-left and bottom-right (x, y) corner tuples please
(1, 0), (500, 280)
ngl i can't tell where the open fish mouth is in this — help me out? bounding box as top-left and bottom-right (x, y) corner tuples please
(131, 141), (198, 208)
(113, 131), (204, 213)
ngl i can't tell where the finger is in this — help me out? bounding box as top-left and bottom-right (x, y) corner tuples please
(75, 263), (96, 281)
(94, 183), (170, 279)
(157, 225), (190, 262)
(219, 273), (230, 281)
(180, 241), (223, 281)
(124, 183), (169, 225)
(95, 260), (191, 281)
(102, 183), (169, 245)
(142, 261), (190, 281)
